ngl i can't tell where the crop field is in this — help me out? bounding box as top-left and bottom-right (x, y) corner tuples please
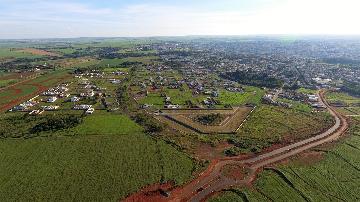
(0, 70), (72, 112)
(0, 134), (195, 201)
(158, 107), (253, 134)
(210, 121), (360, 202)
(0, 48), (42, 59)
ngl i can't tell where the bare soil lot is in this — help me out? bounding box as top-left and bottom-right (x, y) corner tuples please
(158, 107), (254, 134)
(19, 48), (61, 57)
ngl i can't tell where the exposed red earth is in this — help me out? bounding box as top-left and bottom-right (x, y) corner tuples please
(0, 74), (72, 112)
(123, 90), (349, 202)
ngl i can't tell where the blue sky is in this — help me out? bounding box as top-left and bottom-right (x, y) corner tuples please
(0, 0), (359, 39)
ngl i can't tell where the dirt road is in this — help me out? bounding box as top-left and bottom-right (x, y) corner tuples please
(124, 90), (348, 202)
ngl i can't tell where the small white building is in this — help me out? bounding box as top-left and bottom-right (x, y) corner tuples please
(85, 108), (95, 114)
(71, 96), (80, 102)
(47, 97), (58, 103)
(308, 95), (319, 102)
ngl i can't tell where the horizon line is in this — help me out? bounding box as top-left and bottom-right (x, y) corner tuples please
(1, 34), (360, 41)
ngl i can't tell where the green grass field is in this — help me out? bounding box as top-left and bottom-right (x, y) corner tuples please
(138, 92), (165, 106)
(211, 120), (360, 202)
(218, 86), (265, 106)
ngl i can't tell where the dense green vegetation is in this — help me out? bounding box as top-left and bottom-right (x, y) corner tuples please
(221, 70), (283, 88)
(197, 113), (222, 125)
(342, 80), (360, 97)
(31, 114), (82, 133)
(132, 113), (164, 134)
(0, 134), (194, 201)
(0, 114), (81, 138)
(212, 120), (360, 202)
(71, 114), (143, 135)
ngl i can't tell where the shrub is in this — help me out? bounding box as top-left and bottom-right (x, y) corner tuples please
(133, 113), (164, 134)
(31, 115), (82, 133)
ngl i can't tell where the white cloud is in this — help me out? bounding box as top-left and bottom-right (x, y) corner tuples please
(0, 0), (360, 38)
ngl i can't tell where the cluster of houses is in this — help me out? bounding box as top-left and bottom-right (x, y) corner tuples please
(262, 88), (328, 110)
(203, 97), (220, 107)
(77, 78), (102, 99)
(10, 96), (60, 114)
(307, 94), (326, 109)
(42, 84), (70, 98)
(73, 104), (95, 114)
(262, 94), (293, 108)
(10, 99), (38, 112)
(75, 71), (104, 79)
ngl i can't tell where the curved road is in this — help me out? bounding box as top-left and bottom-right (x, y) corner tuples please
(166, 90), (348, 202)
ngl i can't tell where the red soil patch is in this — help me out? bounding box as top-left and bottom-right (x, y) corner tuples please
(0, 72), (36, 80)
(194, 141), (233, 160)
(221, 164), (247, 180)
(0, 74), (72, 112)
(122, 183), (173, 202)
(123, 160), (222, 202)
